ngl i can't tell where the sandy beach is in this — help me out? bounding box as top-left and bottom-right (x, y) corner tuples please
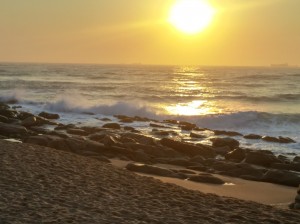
(1, 140), (300, 224)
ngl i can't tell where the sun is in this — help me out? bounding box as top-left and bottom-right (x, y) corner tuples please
(169, 0), (215, 34)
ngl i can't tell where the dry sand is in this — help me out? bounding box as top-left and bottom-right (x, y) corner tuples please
(1, 140), (300, 224)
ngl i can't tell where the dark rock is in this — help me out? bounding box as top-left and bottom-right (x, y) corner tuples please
(66, 128), (89, 136)
(50, 131), (69, 139)
(210, 137), (239, 150)
(99, 118), (111, 121)
(150, 123), (169, 128)
(262, 170), (300, 187)
(180, 124), (196, 131)
(193, 127), (207, 131)
(0, 109), (18, 119)
(38, 111), (60, 120)
(0, 102), (10, 110)
(213, 130), (242, 136)
(0, 115), (9, 123)
(278, 136), (296, 144)
(188, 174), (225, 184)
(17, 111), (34, 120)
(129, 151), (152, 163)
(102, 123), (121, 129)
(126, 163), (179, 178)
(120, 137), (136, 143)
(81, 126), (106, 134)
(123, 126), (135, 131)
(212, 162), (264, 180)
(262, 136), (280, 143)
(243, 134), (262, 139)
(214, 146), (231, 156)
(119, 118), (134, 123)
(21, 116), (37, 127)
(225, 148), (246, 162)
(81, 111), (95, 115)
(270, 163), (293, 171)
(190, 132), (205, 138)
(89, 133), (106, 142)
(245, 151), (281, 167)
(163, 119), (178, 125)
(291, 163), (300, 172)
(0, 122), (28, 137)
(177, 169), (196, 175)
(187, 165), (207, 172)
(152, 130), (170, 136)
(277, 155), (289, 163)
(155, 158), (193, 167)
(189, 155), (205, 164)
(99, 135), (119, 146)
(160, 138), (215, 158)
(293, 156), (300, 163)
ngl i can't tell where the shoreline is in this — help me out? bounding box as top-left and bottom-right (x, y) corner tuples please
(1, 140), (300, 223)
(1, 101), (300, 217)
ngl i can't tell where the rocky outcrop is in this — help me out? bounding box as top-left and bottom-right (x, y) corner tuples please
(102, 123), (121, 129)
(190, 132), (205, 138)
(213, 130), (242, 136)
(210, 137), (239, 150)
(245, 151), (281, 167)
(38, 111), (60, 120)
(225, 148), (246, 162)
(66, 128), (89, 136)
(243, 134), (262, 139)
(188, 174), (225, 184)
(0, 122), (28, 137)
(160, 138), (215, 158)
(262, 170), (300, 187)
(126, 163), (180, 178)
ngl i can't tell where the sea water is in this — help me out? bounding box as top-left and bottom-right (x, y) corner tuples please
(0, 63), (299, 155)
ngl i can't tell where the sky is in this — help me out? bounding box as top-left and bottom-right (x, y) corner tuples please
(0, 0), (299, 66)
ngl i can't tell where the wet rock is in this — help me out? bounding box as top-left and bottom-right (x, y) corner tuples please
(150, 123), (169, 128)
(17, 111), (34, 120)
(190, 132), (205, 138)
(66, 128), (89, 136)
(213, 130), (242, 136)
(210, 137), (239, 150)
(123, 126), (135, 131)
(119, 118), (134, 123)
(270, 163), (293, 171)
(0, 102), (10, 110)
(188, 174), (225, 185)
(186, 165), (207, 172)
(243, 134), (262, 139)
(119, 136), (136, 144)
(99, 118), (111, 121)
(0, 109), (18, 119)
(278, 136), (296, 144)
(126, 163), (179, 178)
(225, 148), (246, 162)
(160, 138), (215, 158)
(190, 155), (205, 164)
(262, 136), (280, 143)
(277, 155), (289, 163)
(214, 146), (231, 156)
(35, 116), (58, 126)
(262, 170), (300, 187)
(21, 116), (37, 127)
(155, 158), (194, 167)
(180, 124), (196, 131)
(0, 115), (9, 123)
(245, 151), (281, 167)
(293, 156), (300, 163)
(38, 111), (60, 120)
(129, 151), (152, 163)
(163, 119), (178, 125)
(99, 135), (119, 146)
(102, 123), (121, 129)
(0, 122), (28, 137)
(152, 129), (170, 136)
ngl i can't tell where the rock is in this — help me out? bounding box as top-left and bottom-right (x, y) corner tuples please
(0, 109), (18, 119)
(294, 156), (300, 163)
(123, 126), (135, 131)
(99, 118), (111, 121)
(186, 165), (207, 172)
(180, 124), (196, 131)
(152, 129), (169, 136)
(0, 115), (8, 123)
(66, 128), (89, 136)
(188, 174), (225, 184)
(38, 111), (60, 120)
(262, 170), (300, 187)
(21, 116), (37, 127)
(119, 118), (134, 123)
(277, 155), (289, 163)
(213, 130), (242, 136)
(100, 135), (119, 146)
(156, 158), (193, 167)
(210, 137), (239, 150)
(245, 151), (280, 167)
(163, 119), (178, 125)
(102, 123), (121, 129)
(150, 123), (170, 128)
(278, 136), (296, 144)
(0, 102), (10, 109)
(212, 162), (264, 180)
(190, 155), (205, 164)
(17, 111), (34, 120)
(89, 133), (106, 142)
(214, 146), (231, 156)
(0, 122), (28, 137)
(225, 148), (246, 162)
(190, 132), (205, 138)
(160, 138), (215, 158)
(262, 136), (280, 143)
(126, 163), (179, 178)
(243, 134), (262, 139)
(129, 151), (152, 163)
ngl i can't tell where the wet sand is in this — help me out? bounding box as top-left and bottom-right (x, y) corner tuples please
(1, 140), (300, 224)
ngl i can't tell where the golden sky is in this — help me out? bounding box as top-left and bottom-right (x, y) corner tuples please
(0, 0), (299, 66)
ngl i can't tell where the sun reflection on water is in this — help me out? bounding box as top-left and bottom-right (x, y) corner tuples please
(166, 100), (216, 116)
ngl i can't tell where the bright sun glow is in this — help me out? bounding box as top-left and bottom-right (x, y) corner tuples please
(169, 0), (215, 34)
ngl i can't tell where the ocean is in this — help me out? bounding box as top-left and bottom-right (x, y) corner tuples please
(0, 63), (299, 155)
